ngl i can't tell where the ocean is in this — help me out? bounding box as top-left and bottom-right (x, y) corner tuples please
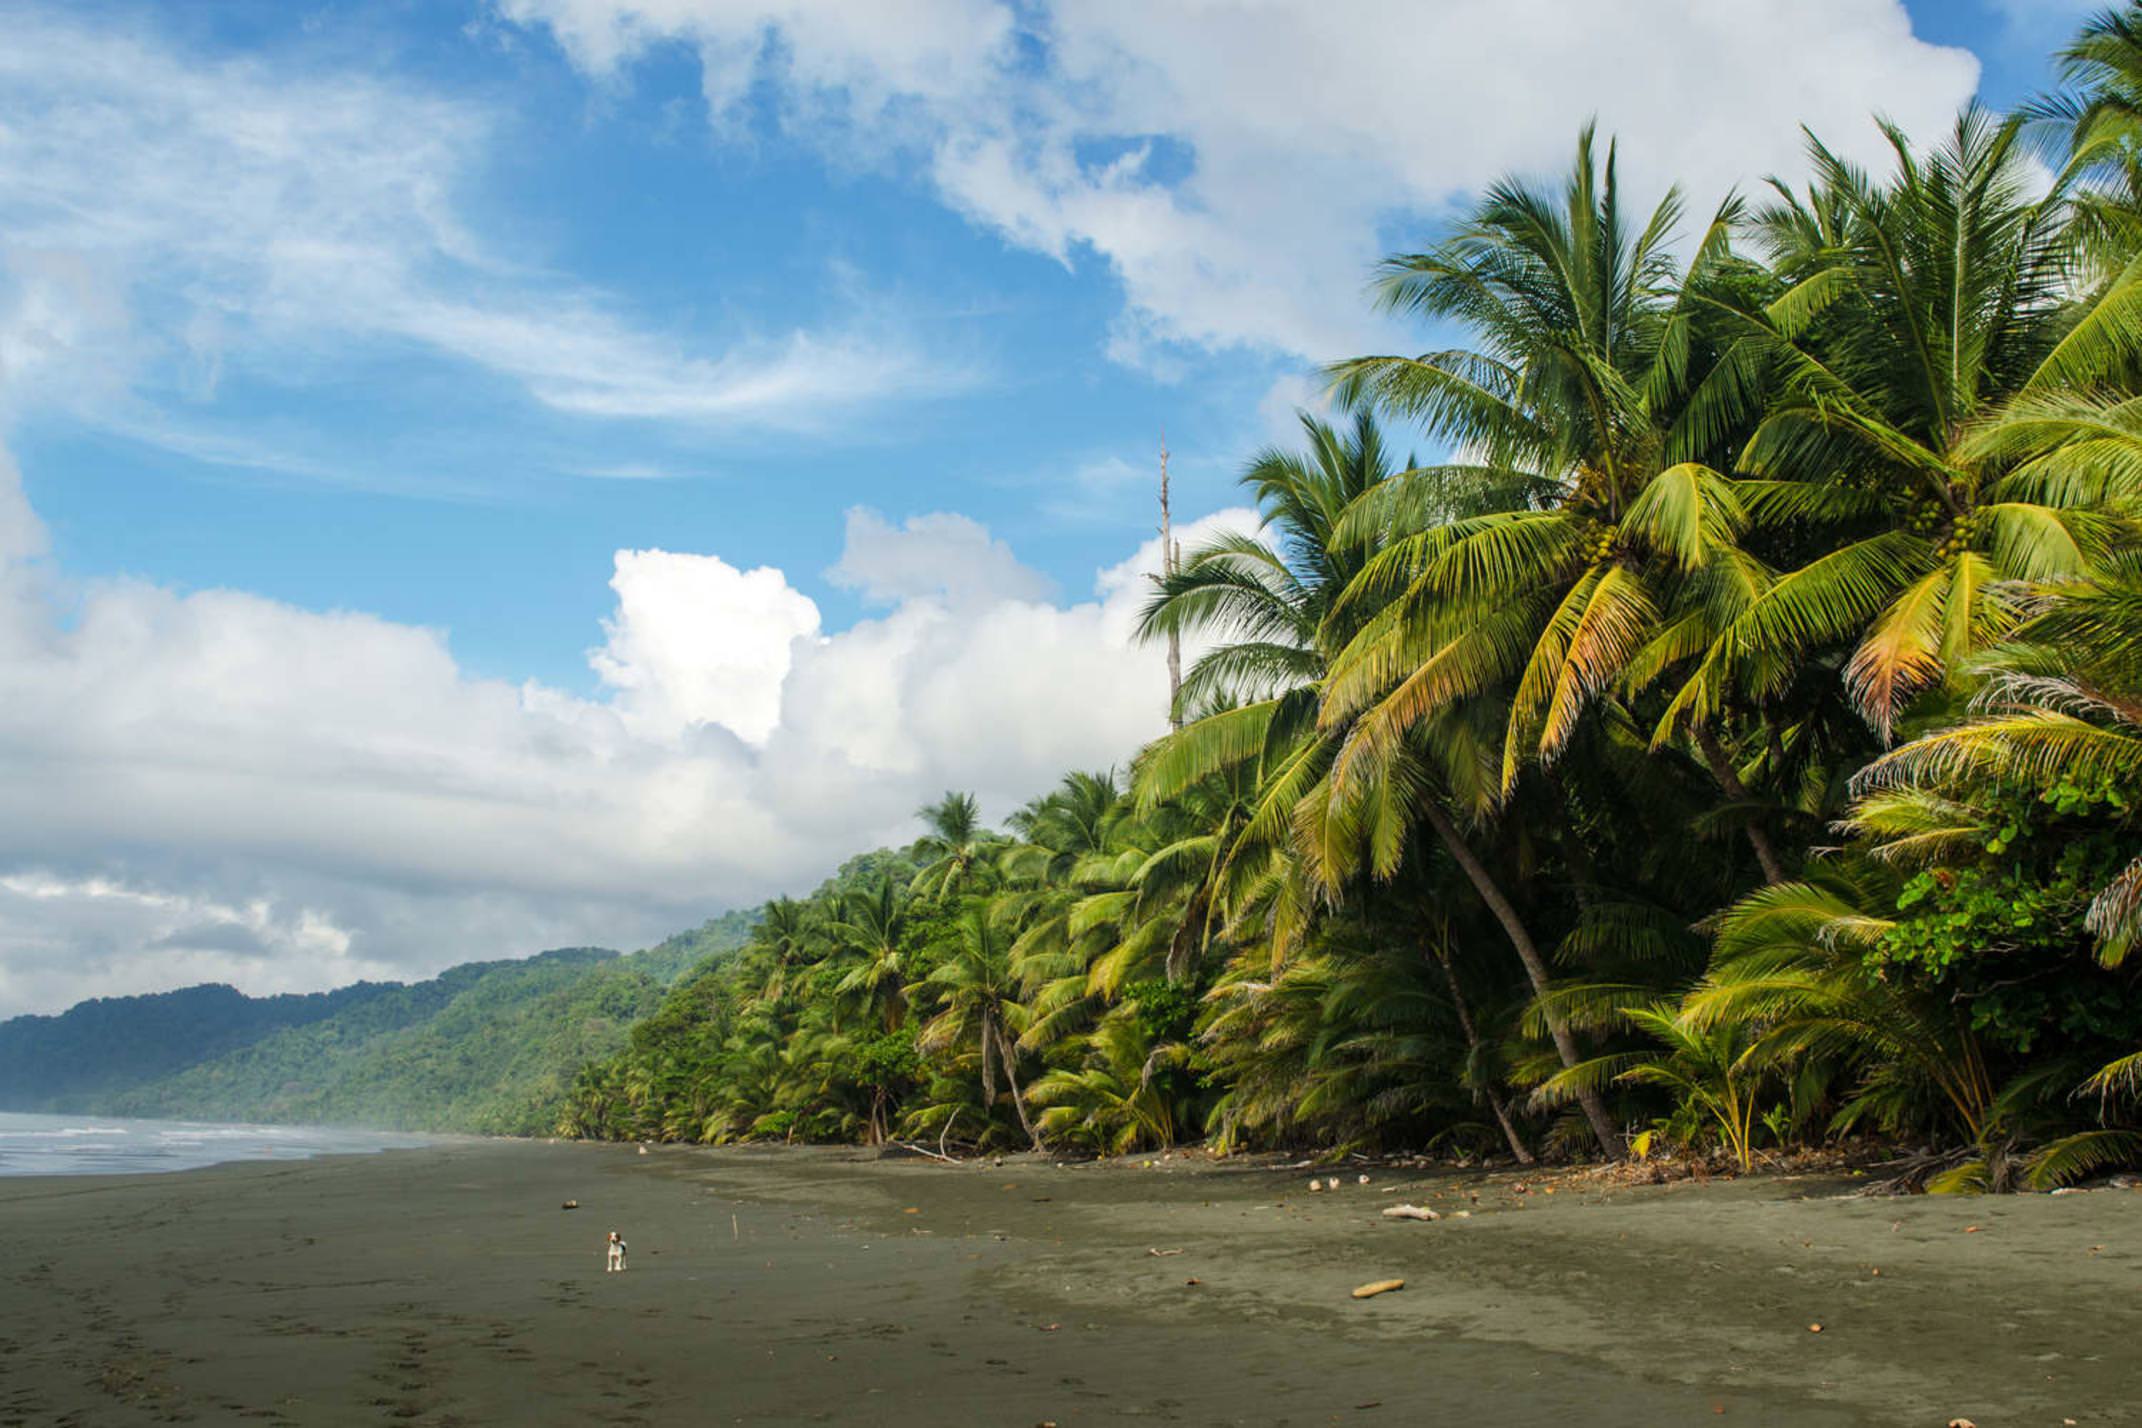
(0, 1110), (432, 1176)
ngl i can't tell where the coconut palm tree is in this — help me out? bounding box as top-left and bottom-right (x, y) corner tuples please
(1325, 125), (1757, 800)
(1139, 401), (1632, 1155)
(911, 791), (990, 903)
(825, 876), (911, 1032)
(1662, 109), (2142, 746)
(919, 904), (1043, 1150)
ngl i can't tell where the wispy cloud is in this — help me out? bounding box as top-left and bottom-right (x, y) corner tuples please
(0, 9), (967, 467)
(502, 0), (1981, 366)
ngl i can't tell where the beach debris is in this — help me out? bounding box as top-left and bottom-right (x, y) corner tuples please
(1381, 1203), (1440, 1222)
(2049, 1186), (2085, 1196)
(1185, 1277), (1202, 1286)
(2111, 1172), (2139, 1189)
(903, 1207), (921, 1214)
(1357, 1173), (1371, 1185)
(1310, 1178), (1326, 1192)
(1147, 1247), (1184, 1257)
(638, 1145), (649, 1155)
(1038, 1322), (1061, 1332)
(1449, 1210), (1472, 1219)
(1947, 1419), (1977, 1428)
(560, 1199), (579, 1210)
(1807, 1323), (1823, 1333)
(1351, 1279), (1405, 1300)
(1963, 1224), (1981, 1233)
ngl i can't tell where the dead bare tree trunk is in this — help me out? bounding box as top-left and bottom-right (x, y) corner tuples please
(1694, 724), (1786, 886)
(1419, 800), (1624, 1158)
(1159, 436), (1182, 730)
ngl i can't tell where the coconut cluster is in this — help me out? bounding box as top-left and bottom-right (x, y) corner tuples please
(1934, 510), (1982, 561)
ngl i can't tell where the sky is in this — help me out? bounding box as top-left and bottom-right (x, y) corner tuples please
(0, 0), (2102, 1018)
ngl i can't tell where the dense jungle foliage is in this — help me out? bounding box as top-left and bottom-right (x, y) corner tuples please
(562, 10), (2142, 1190)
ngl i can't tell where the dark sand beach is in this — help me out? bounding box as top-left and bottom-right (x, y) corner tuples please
(1, 1141), (2136, 1426)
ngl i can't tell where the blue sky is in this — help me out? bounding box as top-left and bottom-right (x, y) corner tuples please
(8, 0), (2069, 689)
(0, 0), (2106, 1014)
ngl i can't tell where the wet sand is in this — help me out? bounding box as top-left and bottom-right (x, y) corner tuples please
(0, 1141), (2135, 1426)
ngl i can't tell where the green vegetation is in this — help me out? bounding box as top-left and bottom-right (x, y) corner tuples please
(562, 9), (2142, 1190)
(1, 915), (755, 1133)
(0, 981), (398, 1110)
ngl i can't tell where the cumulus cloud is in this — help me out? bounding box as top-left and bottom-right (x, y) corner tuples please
(827, 508), (1054, 606)
(498, 0), (1981, 364)
(0, 9), (957, 452)
(592, 550), (823, 745)
(0, 447), (1257, 1017)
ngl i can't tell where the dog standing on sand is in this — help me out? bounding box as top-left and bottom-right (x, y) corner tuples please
(605, 1230), (628, 1273)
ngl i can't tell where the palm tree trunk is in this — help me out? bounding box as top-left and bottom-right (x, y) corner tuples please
(1420, 801), (1624, 1158)
(993, 1022), (1044, 1152)
(1694, 725), (1786, 886)
(1430, 946), (1535, 1165)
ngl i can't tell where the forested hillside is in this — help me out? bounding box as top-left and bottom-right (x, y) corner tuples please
(559, 9), (2142, 1193)
(0, 914), (755, 1133)
(0, 981), (397, 1109)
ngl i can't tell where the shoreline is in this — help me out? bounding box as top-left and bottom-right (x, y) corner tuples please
(2, 1140), (2136, 1425)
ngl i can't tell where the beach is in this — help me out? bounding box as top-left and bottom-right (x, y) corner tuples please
(1, 1141), (2136, 1426)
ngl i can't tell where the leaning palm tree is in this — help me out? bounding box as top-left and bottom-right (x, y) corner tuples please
(1138, 402), (1630, 1155)
(919, 904), (1043, 1150)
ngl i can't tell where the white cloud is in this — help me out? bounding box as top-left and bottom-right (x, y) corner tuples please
(500, 0), (1982, 364)
(827, 508), (1054, 606)
(591, 548), (823, 745)
(0, 9), (955, 451)
(0, 445), (1256, 1017)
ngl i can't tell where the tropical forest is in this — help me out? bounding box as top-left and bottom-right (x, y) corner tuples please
(561, 12), (2142, 1194)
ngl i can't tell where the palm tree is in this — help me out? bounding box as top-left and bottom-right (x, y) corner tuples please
(1662, 110), (2142, 746)
(1325, 125), (1758, 807)
(919, 904), (1043, 1150)
(752, 897), (814, 1006)
(1140, 401), (1631, 1155)
(2029, 3), (2142, 276)
(1534, 1003), (1770, 1171)
(911, 791), (989, 903)
(1027, 1010), (1186, 1154)
(825, 876), (911, 1032)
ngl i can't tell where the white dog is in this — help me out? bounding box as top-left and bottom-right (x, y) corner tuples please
(605, 1230), (628, 1273)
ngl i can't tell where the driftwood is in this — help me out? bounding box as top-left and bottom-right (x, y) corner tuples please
(1380, 1203), (1438, 1221)
(1350, 1279), (1405, 1299)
